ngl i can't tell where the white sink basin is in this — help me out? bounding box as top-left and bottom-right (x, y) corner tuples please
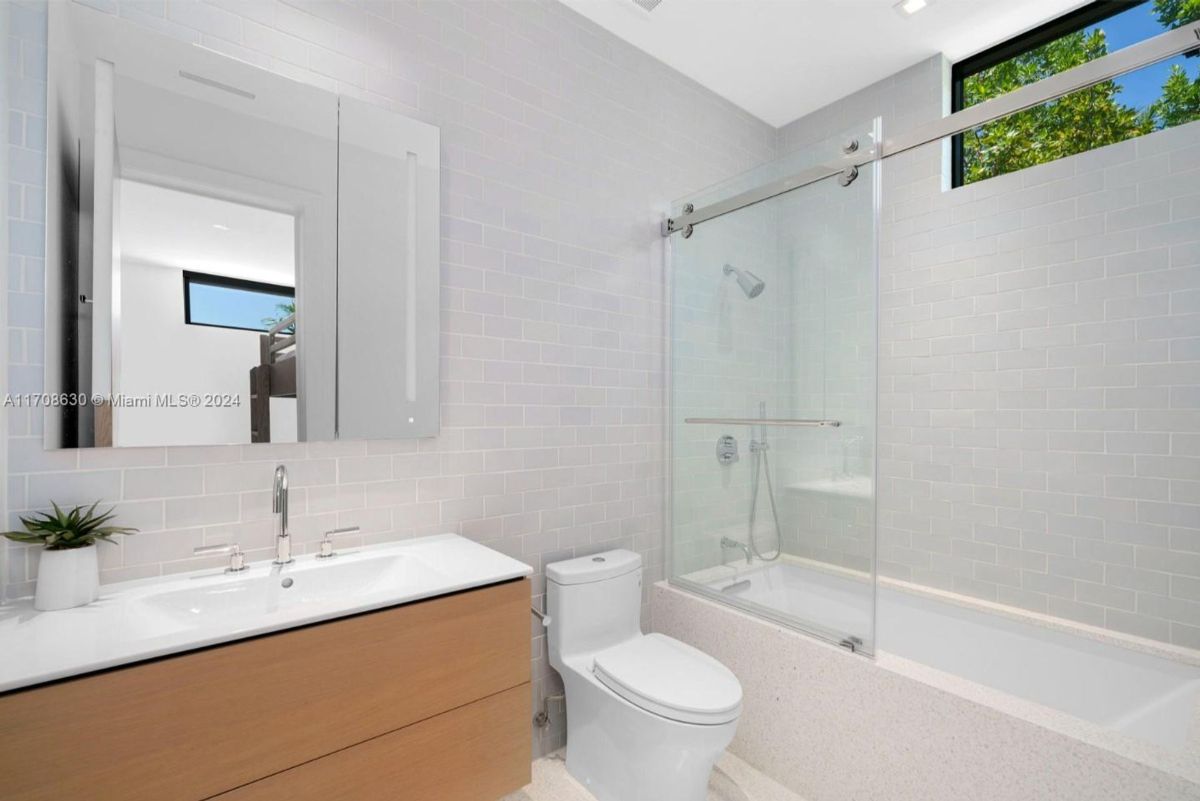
(0, 534), (531, 692)
(137, 553), (447, 628)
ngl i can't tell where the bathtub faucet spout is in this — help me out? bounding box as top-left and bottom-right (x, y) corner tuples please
(720, 536), (752, 566)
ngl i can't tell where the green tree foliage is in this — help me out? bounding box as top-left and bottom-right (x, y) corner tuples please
(1153, 0), (1200, 28)
(1148, 64), (1200, 127)
(1149, 0), (1200, 128)
(961, 1), (1200, 185)
(961, 29), (1150, 184)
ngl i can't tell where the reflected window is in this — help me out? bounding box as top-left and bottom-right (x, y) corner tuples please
(183, 271), (295, 333)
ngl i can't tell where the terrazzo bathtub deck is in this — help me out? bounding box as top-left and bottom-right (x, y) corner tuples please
(502, 751), (807, 801)
(652, 581), (1200, 801)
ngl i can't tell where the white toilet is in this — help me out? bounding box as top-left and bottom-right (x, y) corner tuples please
(546, 550), (742, 801)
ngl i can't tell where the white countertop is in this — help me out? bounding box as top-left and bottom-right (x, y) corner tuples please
(0, 534), (532, 693)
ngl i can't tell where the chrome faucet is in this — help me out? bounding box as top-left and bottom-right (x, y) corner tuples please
(720, 536), (752, 566)
(273, 464), (292, 565)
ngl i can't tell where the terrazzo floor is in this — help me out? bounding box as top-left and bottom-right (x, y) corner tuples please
(502, 751), (807, 801)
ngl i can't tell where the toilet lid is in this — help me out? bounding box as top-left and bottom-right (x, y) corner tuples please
(592, 633), (742, 725)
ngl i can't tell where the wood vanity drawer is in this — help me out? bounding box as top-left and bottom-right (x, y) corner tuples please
(0, 578), (530, 801)
(212, 684), (530, 801)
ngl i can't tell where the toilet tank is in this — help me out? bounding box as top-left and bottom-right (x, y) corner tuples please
(546, 550), (643, 664)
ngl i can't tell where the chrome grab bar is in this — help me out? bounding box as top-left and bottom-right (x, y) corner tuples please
(683, 417), (841, 428)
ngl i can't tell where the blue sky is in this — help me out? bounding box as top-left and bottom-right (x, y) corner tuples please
(189, 282), (293, 332)
(1093, 1), (1199, 110)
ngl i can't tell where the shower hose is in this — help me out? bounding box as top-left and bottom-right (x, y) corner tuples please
(747, 438), (782, 562)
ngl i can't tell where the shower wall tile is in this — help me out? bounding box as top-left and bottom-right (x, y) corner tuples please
(669, 187), (781, 576)
(1, 0), (779, 756)
(779, 57), (1200, 649)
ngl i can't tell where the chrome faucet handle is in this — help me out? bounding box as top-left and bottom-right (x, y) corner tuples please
(194, 543), (248, 573)
(317, 526), (360, 559)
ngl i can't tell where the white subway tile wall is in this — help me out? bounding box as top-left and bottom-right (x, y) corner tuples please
(2, 0), (778, 755)
(780, 57), (1200, 649)
(669, 182), (780, 575)
(669, 127), (878, 580)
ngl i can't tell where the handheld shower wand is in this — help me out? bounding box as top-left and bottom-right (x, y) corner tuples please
(747, 401), (782, 562)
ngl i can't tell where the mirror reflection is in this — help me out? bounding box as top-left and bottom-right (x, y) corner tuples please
(117, 182), (298, 446)
(46, 3), (340, 448)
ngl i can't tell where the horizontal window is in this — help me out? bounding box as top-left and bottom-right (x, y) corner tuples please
(952, 0), (1200, 187)
(183, 271), (295, 334)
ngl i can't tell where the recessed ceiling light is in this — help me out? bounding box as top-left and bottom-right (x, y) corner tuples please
(212, 223), (230, 231)
(894, 0), (928, 16)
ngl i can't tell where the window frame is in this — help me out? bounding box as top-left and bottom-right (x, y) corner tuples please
(181, 270), (295, 334)
(950, 0), (1144, 188)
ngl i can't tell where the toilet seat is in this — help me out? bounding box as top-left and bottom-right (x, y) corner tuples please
(591, 633), (742, 725)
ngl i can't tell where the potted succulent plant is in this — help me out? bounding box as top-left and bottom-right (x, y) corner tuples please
(3, 501), (137, 611)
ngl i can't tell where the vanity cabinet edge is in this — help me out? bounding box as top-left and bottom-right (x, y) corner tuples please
(0, 578), (532, 801)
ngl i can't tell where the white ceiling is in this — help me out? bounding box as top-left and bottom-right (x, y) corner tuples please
(119, 180), (295, 285)
(557, 0), (1090, 127)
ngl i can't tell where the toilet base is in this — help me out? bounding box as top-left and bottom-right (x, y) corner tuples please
(559, 660), (739, 801)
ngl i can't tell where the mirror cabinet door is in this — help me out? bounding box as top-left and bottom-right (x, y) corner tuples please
(46, 3), (338, 448)
(44, 4), (439, 449)
(336, 97), (440, 440)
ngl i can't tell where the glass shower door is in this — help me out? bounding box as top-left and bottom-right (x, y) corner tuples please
(668, 121), (879, 653)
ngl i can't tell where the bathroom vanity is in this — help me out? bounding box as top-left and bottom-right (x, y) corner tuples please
(0, 535), (533, 801)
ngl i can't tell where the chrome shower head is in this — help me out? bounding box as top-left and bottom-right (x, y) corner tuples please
(723, 264), (765, 299)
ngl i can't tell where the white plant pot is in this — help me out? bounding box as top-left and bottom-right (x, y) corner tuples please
(34, 545), (100, 611)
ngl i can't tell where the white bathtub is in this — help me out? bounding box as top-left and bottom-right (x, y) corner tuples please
(701, 561), (1200, 752)
(657, 569), (1200, 801)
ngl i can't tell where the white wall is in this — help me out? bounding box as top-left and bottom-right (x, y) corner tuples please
(779, 56), (1200, 649)
(2, 0), (778, 756)
(116, 259), (297, 447)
